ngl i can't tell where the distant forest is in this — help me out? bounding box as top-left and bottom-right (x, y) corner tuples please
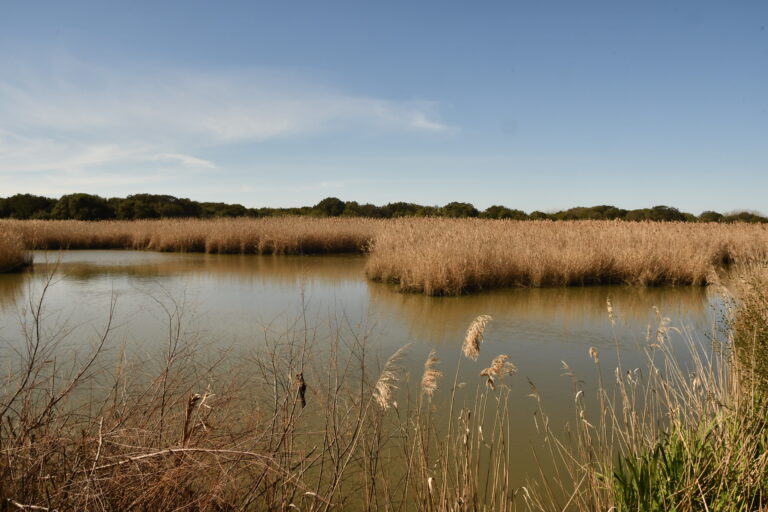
(0, 193), (765, 223)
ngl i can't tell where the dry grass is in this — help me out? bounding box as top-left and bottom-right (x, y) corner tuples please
(0, 217), (383, 254)
(367, 218), (768, 295)
(0, 272), (412, 511)
(0, 231), (31, 273)
(3, 217), (768, 295)
(5, 250), (768, 509)
(522, 263), (768, 511)
(0, 273), (520, 511)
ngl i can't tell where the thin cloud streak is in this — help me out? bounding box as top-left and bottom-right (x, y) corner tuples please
(0, 62), (454, 179)
(154, 153), (217, 169)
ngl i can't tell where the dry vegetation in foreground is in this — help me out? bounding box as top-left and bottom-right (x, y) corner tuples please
(521, 263), (768, 511)
(0, 271), (518, 511)
(3, 262), (768, 510)
(366, 219), (768, 294)
(3, 217), (768, 294)
(0, 232), (31, 273)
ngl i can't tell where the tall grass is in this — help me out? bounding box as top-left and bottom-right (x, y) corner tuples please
(1, 217), (383, 254)
(367, 218), (768, 295)
(523, 264), (768, 511)
(4, 217), (768, 294)
(0, 231), (31, 273)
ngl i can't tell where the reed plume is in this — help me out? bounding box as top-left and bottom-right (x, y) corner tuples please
(588, 346), (599, 364)
(374, 344), (410, 409)
(420, 349), (442, 398)
(479, 354), (516, 389)
(462, 315), (492, 360)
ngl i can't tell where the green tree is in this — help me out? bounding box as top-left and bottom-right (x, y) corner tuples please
(441, 202), (479, 218)
(52, 194), (115, 220)
(313, 197), (346, 217)
(529, 211), (551, 220)
(481, 205), (529, 220)
(699, 210), (724, 223)
(647, 205), (687, 222)
(0, 194), (57, 219)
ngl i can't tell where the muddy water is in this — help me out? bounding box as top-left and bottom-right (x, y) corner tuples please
(0, 250), (722, 491)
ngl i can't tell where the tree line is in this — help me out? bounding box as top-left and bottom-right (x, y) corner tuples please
(0, 193), (765, 223)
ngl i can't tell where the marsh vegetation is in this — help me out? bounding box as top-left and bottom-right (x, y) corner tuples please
(3, 217), (768, 294)
(2, 261), (767, 510)
(1, 217), (768, 510)
(0, 232), (31, 273)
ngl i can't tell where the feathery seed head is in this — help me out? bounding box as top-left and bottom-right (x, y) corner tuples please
(462, 315), (492, 360)
(479, 354), (516, 389)
(421, 350), (442, 398)
(374, 344), (410, 410)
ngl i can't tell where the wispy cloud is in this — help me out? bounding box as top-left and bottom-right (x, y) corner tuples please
(0, 60), (454, 180)
(154, 153), (217, 169)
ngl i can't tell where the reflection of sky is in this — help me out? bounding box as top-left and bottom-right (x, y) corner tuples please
(0, 250), (725, 489)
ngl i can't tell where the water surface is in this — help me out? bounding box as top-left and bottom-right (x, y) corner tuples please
(0, 250), (721, 490)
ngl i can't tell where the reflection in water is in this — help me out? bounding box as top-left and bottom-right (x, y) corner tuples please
(369, 283), (710, 346)
(31, 251), (367, 285)
(0, 250), (723, 492)
(0, 272), (25, 307)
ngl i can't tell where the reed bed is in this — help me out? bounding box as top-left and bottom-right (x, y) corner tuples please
(3, 217), (768, 294)
(367, 218), (768, 294)
(0, 231), (31, 273)
(0, 217), (383, 254)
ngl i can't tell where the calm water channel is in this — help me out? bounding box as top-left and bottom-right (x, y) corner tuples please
(0, 250), (723, 489)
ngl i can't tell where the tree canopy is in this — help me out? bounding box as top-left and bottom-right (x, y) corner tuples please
(0, 193), (765, 224)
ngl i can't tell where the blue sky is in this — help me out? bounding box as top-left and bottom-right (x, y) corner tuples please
(0, 1), (765, 213)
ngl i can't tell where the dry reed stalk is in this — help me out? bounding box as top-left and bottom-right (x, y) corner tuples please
(462, 314), (492, 360)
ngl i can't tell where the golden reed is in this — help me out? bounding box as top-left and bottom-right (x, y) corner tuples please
(0, 231), (31, 272)
(3, 217), (768, 294)
(366, 218), (768, 295)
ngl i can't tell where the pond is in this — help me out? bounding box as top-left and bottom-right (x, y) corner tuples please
(0, 250), (723, 493)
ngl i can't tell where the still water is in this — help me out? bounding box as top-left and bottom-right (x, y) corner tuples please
(0, 250), (722, 489)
